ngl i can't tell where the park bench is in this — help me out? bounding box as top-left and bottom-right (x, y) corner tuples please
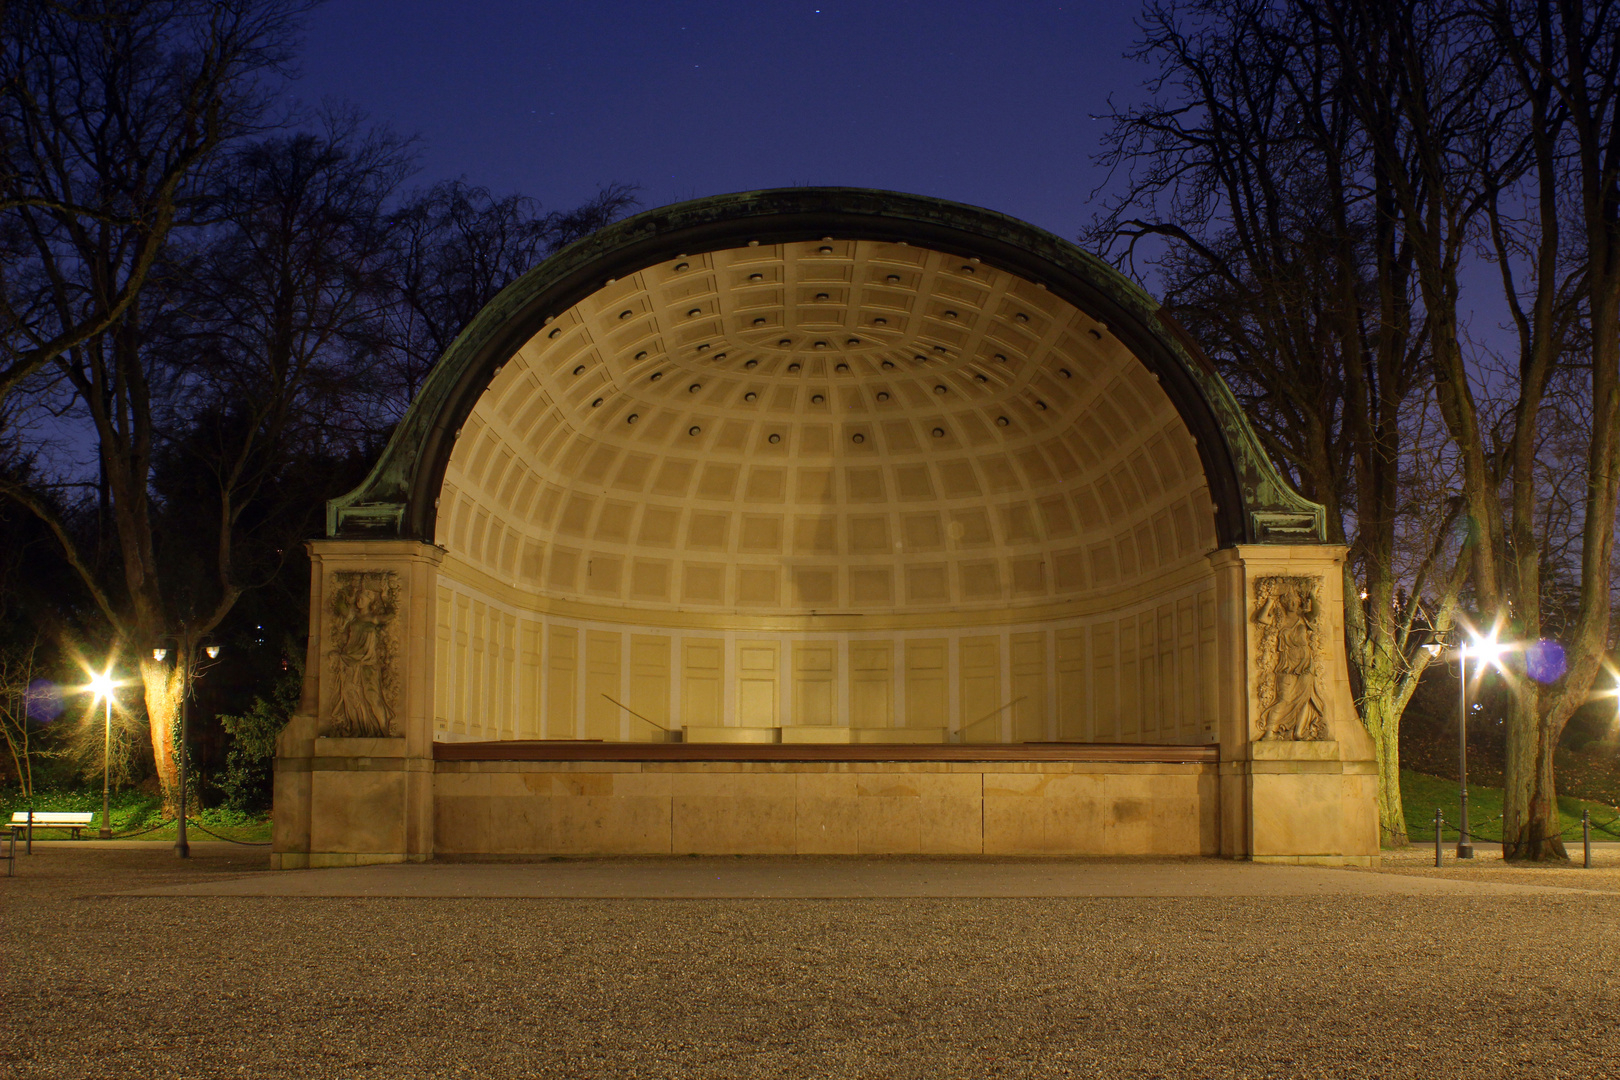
(8, 811), (96, 839)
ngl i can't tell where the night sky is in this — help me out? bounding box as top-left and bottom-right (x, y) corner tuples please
(293, 1), (1149, 242)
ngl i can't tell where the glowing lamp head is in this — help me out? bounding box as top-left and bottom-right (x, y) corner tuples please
(87, 671), (116, 702)
(204, 645), (221, 660)
(1468, 632), (1507, 668)
(152, 647), (168, 662)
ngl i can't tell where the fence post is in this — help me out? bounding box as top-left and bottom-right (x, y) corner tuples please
(1584, 809), (1592, 869)
(1434, 809), (1444, 867)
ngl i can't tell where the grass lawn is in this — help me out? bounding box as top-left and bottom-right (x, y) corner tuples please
(1400, 769), (1620, 845)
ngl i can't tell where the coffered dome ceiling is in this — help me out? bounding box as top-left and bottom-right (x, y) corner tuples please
(330, 189), (1324, 621)
(435, 238), (1216, 616)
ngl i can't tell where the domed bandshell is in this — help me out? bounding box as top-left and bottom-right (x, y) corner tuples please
(329, 188), (1324, 549)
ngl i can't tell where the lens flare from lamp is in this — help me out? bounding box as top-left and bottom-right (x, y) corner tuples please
(1525, 639), (1567, 684)
(25, 679), (64, 723)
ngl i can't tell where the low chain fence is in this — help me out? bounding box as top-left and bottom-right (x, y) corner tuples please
(1428, 806), (1619, 867)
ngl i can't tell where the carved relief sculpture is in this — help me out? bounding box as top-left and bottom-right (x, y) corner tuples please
(324, 571), (401, 737)
(1253, 575), (1326, 740)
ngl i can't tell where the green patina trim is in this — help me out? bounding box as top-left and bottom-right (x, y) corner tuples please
(328, 187), (1323, 543)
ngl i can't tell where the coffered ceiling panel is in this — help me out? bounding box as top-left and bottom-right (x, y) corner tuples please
(437, 240), (1217, 614)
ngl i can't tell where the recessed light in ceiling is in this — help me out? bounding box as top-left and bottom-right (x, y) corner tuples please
(768, 433), (782, 443)
(675, 261), (689, 271)
(626, 413), (639, 424)
(876, 391), (890, 401)
(932, 427), (945, 438)
(997, 416), (1010, 426)
(619, 310), (633, 320)
(812, 394), (825, 404)
(689, 425), (701, 436)
(650, 372), (662, 381)
(934, 385), (947, 394)
(591, 398), (603, 408)
(573, 365), (585, 375)
(744, 391), (758, 401)
(688, 308), (702, 318)
(788, 362), (801, 372)
(688, 383), (701, 393)
(852, 432), (865, 443)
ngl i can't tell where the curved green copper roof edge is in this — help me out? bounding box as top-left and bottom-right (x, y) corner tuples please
(328, 187), (1324, 546)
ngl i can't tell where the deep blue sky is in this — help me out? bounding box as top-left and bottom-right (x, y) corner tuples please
(293, 1), (1150, 242)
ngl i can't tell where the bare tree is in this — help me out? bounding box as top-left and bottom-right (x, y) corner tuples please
(0, 0), (304, 407)
(1313, 0), (1620, 859)
(0, 637), (45, 797)
(370, 180), (639, 411)
(1090, 0), (1470, 845)
(3, 117), (413, 813)
(1477, 0), (1620, 858)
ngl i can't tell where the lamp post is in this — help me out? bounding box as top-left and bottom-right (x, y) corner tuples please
(1455, 630), (1506, 861)
(155, 641), (220, 859)
(87, 669), (116, 840)
(1457, 642), (1473, 860)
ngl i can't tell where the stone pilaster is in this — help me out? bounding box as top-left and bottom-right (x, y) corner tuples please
(1207, 544), (1380, 865)
(272, 540), (444, 868)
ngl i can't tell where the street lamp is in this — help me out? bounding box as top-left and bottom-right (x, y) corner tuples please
(1456, 630), (1508, 860)
(154, 640), (221, 858)
(86, 666), (118, 840)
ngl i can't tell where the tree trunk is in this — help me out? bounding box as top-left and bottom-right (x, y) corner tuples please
(1503, 693), (1568, 861)
(1361, 685), (1409, 847)
(140, 657), (184, 818)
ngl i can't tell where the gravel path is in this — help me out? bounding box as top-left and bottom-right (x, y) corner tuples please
(5, 846), (1619, 1079)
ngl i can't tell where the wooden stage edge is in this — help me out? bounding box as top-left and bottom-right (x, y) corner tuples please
(432, 741), (1220, 764)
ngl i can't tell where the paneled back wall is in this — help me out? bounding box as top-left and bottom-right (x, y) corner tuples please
(432, 566), (1219, 745)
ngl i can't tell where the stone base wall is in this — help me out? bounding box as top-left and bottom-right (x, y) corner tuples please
(433, 760), (1219, 857)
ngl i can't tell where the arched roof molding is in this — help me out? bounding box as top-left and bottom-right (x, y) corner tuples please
(328, 188), (1323, 545)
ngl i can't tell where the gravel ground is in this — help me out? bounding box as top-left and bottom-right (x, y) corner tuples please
(5, 846), (1619, 1079)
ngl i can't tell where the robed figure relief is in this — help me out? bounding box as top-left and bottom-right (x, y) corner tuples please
(324, 571), (400, 737)
(1253, 576), (1326, 741)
